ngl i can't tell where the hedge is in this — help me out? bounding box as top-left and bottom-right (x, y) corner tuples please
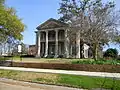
(11, 62), (120, 73)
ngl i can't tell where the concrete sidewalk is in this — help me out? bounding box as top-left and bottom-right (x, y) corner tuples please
(0, 66), (120, 78)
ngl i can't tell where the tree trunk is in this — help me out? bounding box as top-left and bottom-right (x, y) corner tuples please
(0, 44), (2, 56)
(76, 32), (80, 58)
(93, 43), (98, 61)
(95, 45), (98, 60)
(8, 44), (11, 55)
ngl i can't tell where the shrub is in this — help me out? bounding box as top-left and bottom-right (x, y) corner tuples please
(103, 48), (118, 58)
(117, 55), (120, 60)
(20, 55), (35, 58)
(12, 62), (120, 73)
(58, 55), (64, 58)
(72, 59), (120, 65)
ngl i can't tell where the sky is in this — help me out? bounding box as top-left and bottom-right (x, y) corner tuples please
(5, 0), (120, 53)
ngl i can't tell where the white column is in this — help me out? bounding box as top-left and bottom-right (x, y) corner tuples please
(70, 45), (72, 56)
(64, 29), (69, 58)
(41, 42), (44, 56)
(76, 32), (80, 58)
(44, 31), (48, 57)
(55, 30), (58, 58)
(36, 31), (41, 57)
(59, 43), (62, 55)
(83, 44), (89, 58)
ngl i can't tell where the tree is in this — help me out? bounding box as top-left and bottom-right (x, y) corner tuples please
(86, 1), (120, 60)
(104, 48), (118, 59)
(58, 0), (92, 58)
(21, 43), (29, 55)
(58, 0), (120, 60)
(114, 35), (120, 45)
(12, 42), (29, 56)
(0, 0), (25, 55)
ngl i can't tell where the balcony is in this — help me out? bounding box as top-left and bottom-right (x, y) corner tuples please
(48, 35), (55, 42)
(40, 38), (45, 42)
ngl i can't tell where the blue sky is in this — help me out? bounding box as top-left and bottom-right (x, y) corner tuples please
(5, 0), (120, 53)
(6, 0), (60, 45)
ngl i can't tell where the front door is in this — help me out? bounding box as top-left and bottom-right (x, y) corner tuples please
(48, 43), (55, 55)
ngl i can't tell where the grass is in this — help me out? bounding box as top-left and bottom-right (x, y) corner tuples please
(12, 57), (120, 65)
(59, 74), (120, 90)
(0, 57), (11, 61)
(0, 69), (120, 90)
(12, 57), (92, 63)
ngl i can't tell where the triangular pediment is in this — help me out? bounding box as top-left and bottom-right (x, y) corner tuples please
(36, 18), (68, 30)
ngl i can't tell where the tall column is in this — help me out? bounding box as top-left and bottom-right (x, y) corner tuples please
(76, 31), (80, 58)
(64, 29), (69, 58)
(41, 42), (44, 56)
(44, 30), (48, 57)
(83, 44), (89, 58)
(36, 31), (41, 57)
(55, 30), (58, 58)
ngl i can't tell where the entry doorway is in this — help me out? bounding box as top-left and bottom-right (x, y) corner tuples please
(48, 42), (55, 55)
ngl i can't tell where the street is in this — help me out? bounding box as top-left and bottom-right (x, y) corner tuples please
(0, 82), (44, 90)
(0, 78), (80, 90)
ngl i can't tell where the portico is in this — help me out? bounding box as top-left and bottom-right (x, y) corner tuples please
(35, 18), (90, 58)
(36, 29), (65, 57)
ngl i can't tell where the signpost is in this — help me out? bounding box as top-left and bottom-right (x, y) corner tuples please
(18, 44), (22, 61)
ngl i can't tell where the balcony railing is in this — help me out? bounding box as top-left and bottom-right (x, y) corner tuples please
(40, 37), (65, 42)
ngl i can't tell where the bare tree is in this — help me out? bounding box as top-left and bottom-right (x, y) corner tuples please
(58, 0), (120, 60)
(85, 2), (120, 60)
(59, 0), (92, 58)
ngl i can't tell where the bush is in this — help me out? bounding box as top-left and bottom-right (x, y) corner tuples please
(58, 55), (64, 58)
(72, 59), (120, 65)
(104, 48), (118, 58)
(20, 55), (35, 58)
(46, 55), (54, 58)
(12, 62), (120, 73)
(117, 55), (120, 60)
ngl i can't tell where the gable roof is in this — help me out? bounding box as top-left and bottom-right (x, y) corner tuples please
(36, 18), (68, 30)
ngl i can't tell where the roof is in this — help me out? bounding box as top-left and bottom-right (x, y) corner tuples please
(36, 18), (68, 30)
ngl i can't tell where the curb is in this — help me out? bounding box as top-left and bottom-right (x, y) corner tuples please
(0, 66), (120, 79)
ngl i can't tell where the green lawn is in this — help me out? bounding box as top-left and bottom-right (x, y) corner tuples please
(0, 69), (120, 90)
(1, 56), (120, 65)
(0, 57), (12, 61)
(8, 57), (120, 65)
(59, 74), (120, 90)
(12, 57), (93, 63)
